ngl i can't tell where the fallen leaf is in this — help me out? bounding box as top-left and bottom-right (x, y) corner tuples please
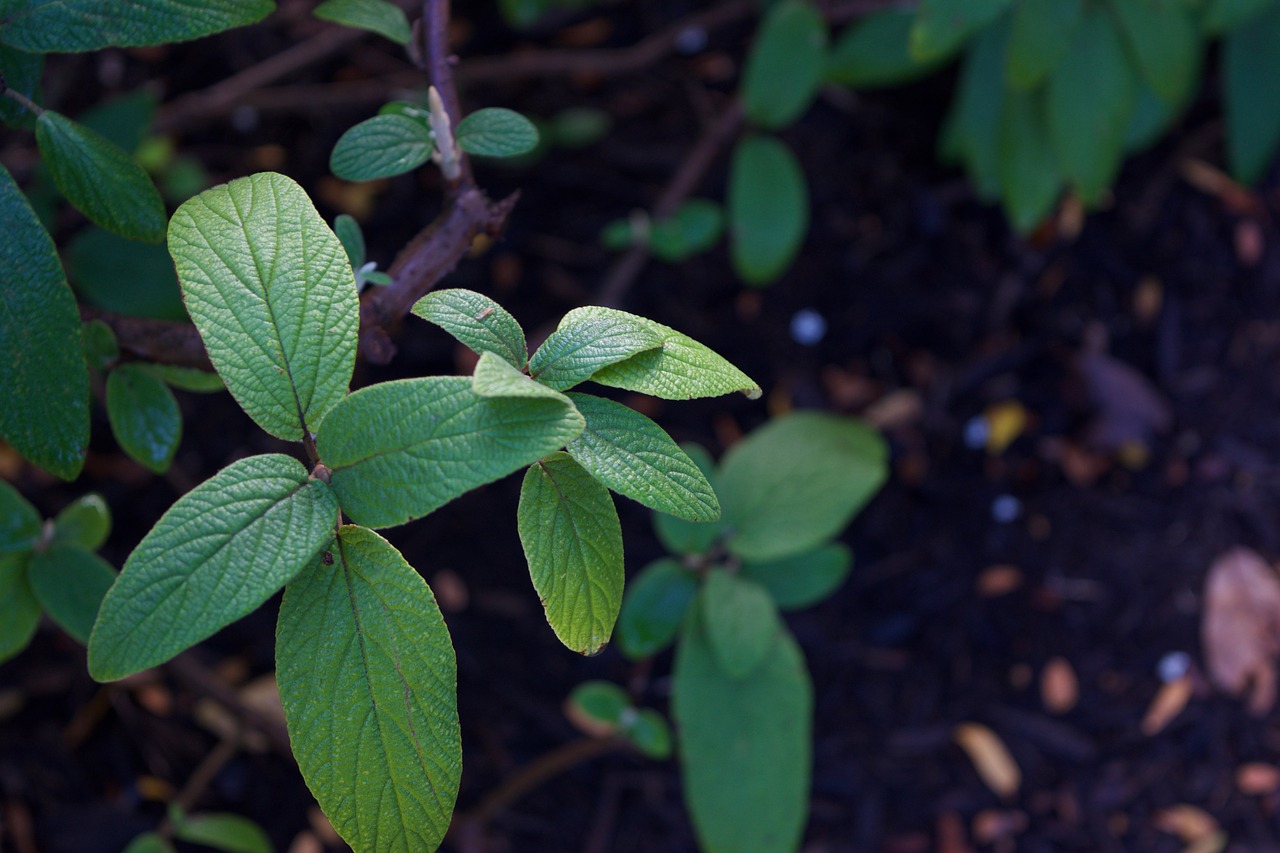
(1141, 675), (1193, 736)
(953, 722), (1021, 799)
(1236, 762), (1280, 795)
(864, 388), (923, 431)
(1179, 158), (1259, 215)
(1153, 804), (1218, 843)
(983, 401), (1028, 455)
(1040, 657), (1078, 714)
(1202, 547), (1280, 715)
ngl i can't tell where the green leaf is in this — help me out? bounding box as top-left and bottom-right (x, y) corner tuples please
(910, 0), (1012, 63)
(334, 213), (365, 267)
(122, 833), (175, 853)
(78, 89), (158, 154)
(1005, 0), (1082, 89)
(0, 164), (89, 480)
(28, 544), (116, 644)
(81, 319), (119, 371)
(1124, 80), (1183, 154)
(518, 452), (623, 655)
(0, 480), (41, 554)
(412, 289), (528, 369)
(617, 558), (699, 659)
(135, 363), (226, 393)
(0, 43), (42, 127)
(938, 19), (1007, 199)
(330, 115), (435, 181)
(168, 172), (359, 440)
(565, 392), (718, 521)
(51, 492), (111, 551)
(566, 680), (630, 735)
(1109, 0), (1200, 106)
(740, 543), (852, 610)
(35, 111), (166, 242)
(728, 134), (808, 286)
(314, 0), (410, 44)
(528, 310), (663, 391)
(701, 569), (781, 679)
(997, 87), (1063, 233)
(68, 227), (186, 320)
(276, 525), (460, 853)
(624, 709), (672, 759)
(1205, 0), (1275, 32)
(648, 199), (724, 263)
(0, 0), (274, 51)
(318, 377), (584, 528)
(1045, 5), (1137, 202)
(472, 351), (573, 403)
(719, 412), (887, 562)
(455, 108), (539, 158)
(741, 0), (828, 130)
(0, 555), (39, 664)
(1223, 5), (1280, 183)
(653, 444), (724, 557)
(106, 364), (182, 474)
(172, 812), (274, 853)
(673, 607), (811, 853)
(88, 454), (339, 681)
(826, 9), (942, 88)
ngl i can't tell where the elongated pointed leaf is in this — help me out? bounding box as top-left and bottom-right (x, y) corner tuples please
(88, 454), (340, 681)
(827, 9), (941, 88)
(728, 134), (808, 286)
(528, 310), (663, 391)
(618, 561), (699, 660)
(314, 0), (410, 44)
(997, 87), (1063, 233)
(106, 364), (182, 473)
(565, 392), (718, 521)
(35, 111), (166, 242)
(172, 812), (273, 853)
(52, 492), (111, 551)
(653, 444), (724, 556)
(1109, 0), (1199, 106)
(277, 525), (460, 853)
(169, 172), (358, 440)
(331, 115), (434, 181)
(719, 412), (886, 562)
(0, 0), (273, 51)
(518, 452), (623, 655)
(910, 0), (1012, 62)
(0, 555), (39, 663)
(1005, 0), (1082, 89)
(473, 351), (572, 403)
(674, 608), (811, 853)
(455, 108), (539, 158)
(412, 289), (528, 369)
(702, 569), (781, 679)
(740, 543), (851, 611)
(334, 213), (366, 267)
(742, 0), (828, 129)
(939, 19), (1007, 199)
(0, 480), (41, 555)
(564, 307), (760, 400)
(0, 164), (89, 480)
(28, 544), (116, 644)
(318, 377), (584, 528)
(1224, 5), (1280, 184)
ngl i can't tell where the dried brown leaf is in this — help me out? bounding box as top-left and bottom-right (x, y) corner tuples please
(1202, 547), (1280, 715)
(1141, 675), (1193, 736)
(1236, 762), (1280, 795)
(1041, 657), (1079, 714)
(953, 722), (1021, 799)
(1153, 804), (1219, 843)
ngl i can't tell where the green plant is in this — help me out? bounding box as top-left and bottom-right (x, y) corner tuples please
(125, 806), (274, 853)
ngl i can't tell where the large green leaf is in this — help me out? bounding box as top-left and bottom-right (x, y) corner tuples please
(1223, 5), (1280, 184)
(938, 19), (1007, 199)
(0, 164), (89, 480)
(0, 0), (274, 51)
(455, 108), (540, 158)
(1205, 0), (1275, 32)
(701, 569), (781, 679)
(35, 111), (166, 242)
(517, 452), (623, 655)
(910, 0), (1012, 63)
(88, 454), (340, 681)
(653, 444), (724, 556)
(997, 87), (1063, 233)
(1045, 6), (1137, 202)
(827, 9), (942, 89)
(616, 558), (699, 659)
(314, 0), (410, 44)
(106, 364), (182, 473)
(1005, 0), (1082, 89)
(1109, 0), (1200, 106)
(728, 134), (808, 286)
(741, 0), (828, 129)
(330, 115), (435, 181)
(0, 43), (42, 127)
(473, 351), (573, 402)
(0, 479), (41, 555)
(740, 543), (851, 611)
(565, 393), (718, 521)
(28, 544), (116, 644)
(566, 307), (761, 400)
(412, 289), (528, 369)
(317, 377), (584, 528)
(168, 172), (359, 440)
(527, 308), (663, 391)
(673, 607), (811, 853)
(277, 525), (460, 853)
(51, 492), (111, 551)
(0, 554), (39, 663)
(719, 412), (886, 562)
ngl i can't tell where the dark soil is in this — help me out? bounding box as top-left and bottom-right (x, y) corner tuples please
(4, 2), (1280, 852)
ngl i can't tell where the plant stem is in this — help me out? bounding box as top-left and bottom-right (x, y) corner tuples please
(0, 75), (44, 118)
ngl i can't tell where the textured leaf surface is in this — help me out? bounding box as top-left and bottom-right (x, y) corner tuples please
(1109, 0), (1199, 105)
(28, 544), (116, 644)
(0, 480), (41, 555)
(617, 558), (699, 659)
(51, 492), (111, 551)
(412, 289), (528, 369)
(528, 308), (662, 391)
(565, 393), (718, 520)
(910, 0), (1011, 62)
(88, 454), (339, 680)
(277, 525), (460, 853)
(331, 115), (434, 181)
(702, 569), (781, 679)
(473, 351), (572, 403)
(518, 452), (623, 655)
(728, 134), (808, 286)
(36, 111), (166, 241)
(827, 9), (940, 88)
(1224, 5), (1280, 184)
(172, 812), (273, 853)
(169, 172), (358, 440)
(0, 164), (89, 480)
(314, 0), (410, 44)
(742, 0), (827, 129)
(997, 87), (1062, 232)
(455, 108), (539, 157)
(740, 543), (851, 611)
(719, 412), (887, 562)
(567, 307), (761, 400)
(653, 444), (724, 556)
(674, 608), (811, 853)
(1005, 0), (1082, 89)
(0, 0), (273, 51)
(318, 377), (584, 528)
(106, 364), (182, 473)
(0, 555), (39, 664)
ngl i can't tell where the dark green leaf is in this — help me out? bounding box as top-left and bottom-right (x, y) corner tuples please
(617, 558), (699, 659)
(122, 833), (174, 853)
(106, 364), (182, 473)
(1124, 80), (1185, 153)
(172, 812), (273, 853)
(412, 289), (528, 369)
(1005, 0), (1082, 89)
(334, 213), (365, 267)
(528, 308), (663, 391)
(701, 569), (781, 679)
(0, 43), (42, 127)
(1109, 0), (1200, 106)
(330, 114), (435, 181)
(653, 444), (724, 556)
(728, 134), (808, 286)
(1203, 0), (1273, 33)
(0, 480), (41, 555)
(938, 18), (1007, 199)
(135, 363), (226, 393)
(827, 9), (942, 88)
(1223, 5), (1280, 183)
(28, 544), (115, 644)
(997, 87), (1063, 233)
(78, 89), (158, 154)
(624, 709), (672, 759)
(314, 0), (411, 44)
(51, 492), (111, 551)
(81, 320), (119, 371)
(649, 199), (724, 263)
(910, 0), (1012, 63)
(455, 108), (539, 158)
(68, 227), (186, 320)
(740, 543), (852, 610)
(0, 0), (274, 51)
(0, 554), (39, 663)
(741, 0), (828, 129)
(566, 680), (630, 735)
